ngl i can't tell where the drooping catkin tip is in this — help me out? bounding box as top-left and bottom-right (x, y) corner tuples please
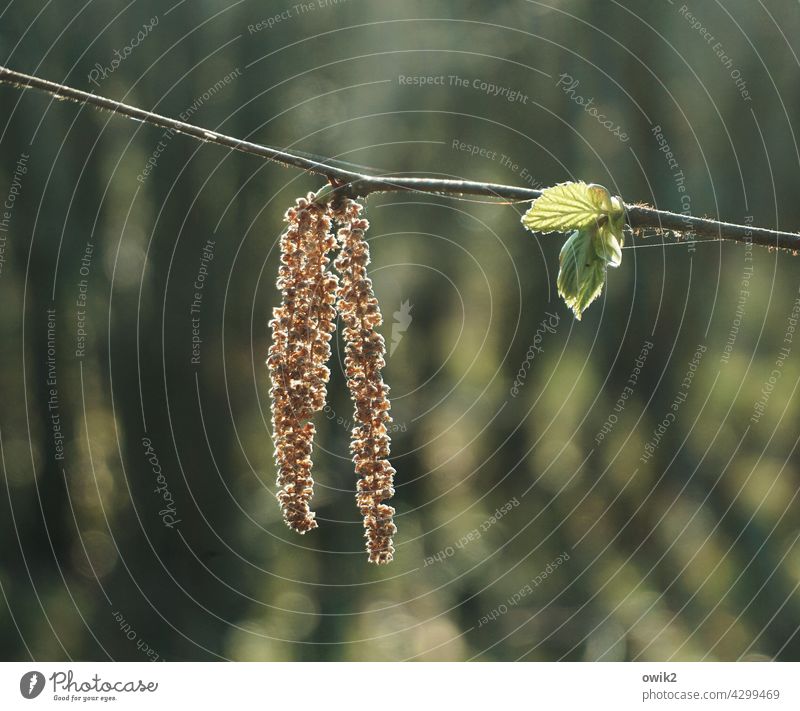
(365, 504), (397, 564)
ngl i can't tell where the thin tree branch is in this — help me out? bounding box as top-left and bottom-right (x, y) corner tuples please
(1, 64), (798, 251)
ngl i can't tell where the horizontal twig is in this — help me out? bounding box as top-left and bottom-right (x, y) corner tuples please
(1, 64), (797, 251)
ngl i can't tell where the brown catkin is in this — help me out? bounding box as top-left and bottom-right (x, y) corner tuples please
(267, 192), (338, 533)
(332, 198), (397, 564)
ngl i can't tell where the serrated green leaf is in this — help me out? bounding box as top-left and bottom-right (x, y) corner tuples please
(520, 180), (627, 319)
(558, 228), (607, 320)
(522, 181), (612, 233)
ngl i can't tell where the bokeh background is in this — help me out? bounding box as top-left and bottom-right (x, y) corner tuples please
(1, 0), (799, 661)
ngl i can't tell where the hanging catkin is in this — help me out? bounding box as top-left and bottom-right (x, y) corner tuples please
(267, 192), (338, 533)
(332, 197), (397, 564)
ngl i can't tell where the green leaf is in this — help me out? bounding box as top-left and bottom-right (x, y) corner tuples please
(521, 181), (613, 233)
(557, 227), (608, 320)
(521, 180), (626, 319)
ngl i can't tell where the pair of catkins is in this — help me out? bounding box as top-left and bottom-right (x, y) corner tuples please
(267, 191), (396, 564)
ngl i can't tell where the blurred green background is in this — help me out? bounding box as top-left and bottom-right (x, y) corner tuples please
(1, 0), (799, 661)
